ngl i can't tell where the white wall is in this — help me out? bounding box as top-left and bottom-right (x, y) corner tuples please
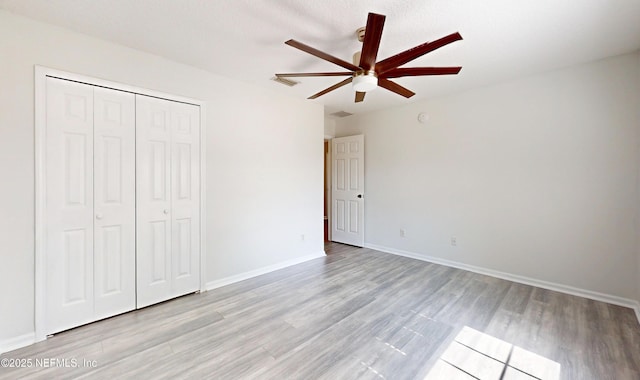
(0, 10), (324, 344)
(336, 52), (640, 303)
(324, 117), (336, 138)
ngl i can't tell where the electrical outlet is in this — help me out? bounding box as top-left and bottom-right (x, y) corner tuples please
(300, 234), (305, 241)
(400, 229), (405, 238)
(451, 236), (457, 246)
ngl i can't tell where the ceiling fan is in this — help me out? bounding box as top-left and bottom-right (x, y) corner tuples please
(275, 12), (463, 103)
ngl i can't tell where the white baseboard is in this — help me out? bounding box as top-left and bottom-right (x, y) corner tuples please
(365, 243), (640, 324)
(205, 250), (326, 291)
(0, 332), (36, 355)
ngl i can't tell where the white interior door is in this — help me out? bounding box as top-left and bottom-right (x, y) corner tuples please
(93, 86), (136, 319)
(39, 70), (204, 338)
(45, 78), (95, 333)
(136, 95), (200, 308)
(136, 95), (173, 308)
(331, 135), (365, 247)
(170, 102), (201, 296)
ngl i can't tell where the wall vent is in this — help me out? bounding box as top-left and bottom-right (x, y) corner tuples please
(271, 76), (299, 87)
(330, 111), (353, 118)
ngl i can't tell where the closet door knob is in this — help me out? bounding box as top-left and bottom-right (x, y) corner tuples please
(96, 213), (103, 220)
(163, 209), (169, 215)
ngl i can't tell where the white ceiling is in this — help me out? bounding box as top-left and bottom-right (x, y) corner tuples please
(2, 0), (639, 116)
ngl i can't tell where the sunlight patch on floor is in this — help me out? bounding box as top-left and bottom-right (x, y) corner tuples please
(425, 326), (561, 380)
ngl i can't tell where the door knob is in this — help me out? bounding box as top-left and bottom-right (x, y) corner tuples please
(163, 209), (169, 214)
(96, 213), (103, 220)
(357, 194), (363, 198)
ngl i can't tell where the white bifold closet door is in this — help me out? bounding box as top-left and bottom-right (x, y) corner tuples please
(136, 95), (200, 308)
(45, 77), (136, 334)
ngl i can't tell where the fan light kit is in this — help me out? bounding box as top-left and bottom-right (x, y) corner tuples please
(275, 12), (462, 103)
(352, 72), (378, 92)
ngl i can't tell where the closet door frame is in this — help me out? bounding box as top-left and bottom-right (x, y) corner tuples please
(34, 66), (207, 343)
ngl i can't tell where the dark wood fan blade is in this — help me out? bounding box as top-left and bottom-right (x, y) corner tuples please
(308, 77), (353, 99)
(286, 40), (361, 72)
(276, 72), (353, 77)
(359, 13), (386, 71)
(355, 91), (366, 102)
(375, 32), (463, 75)
(378, 78), (415, 98)
(381, 66), (462, 78)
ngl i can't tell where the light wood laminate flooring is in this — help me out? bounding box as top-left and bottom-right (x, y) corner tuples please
(2, 243), (639, 379)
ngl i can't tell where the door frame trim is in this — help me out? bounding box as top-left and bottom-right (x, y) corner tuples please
(324, 138), (332, 242)
(34, 66), (207, 342)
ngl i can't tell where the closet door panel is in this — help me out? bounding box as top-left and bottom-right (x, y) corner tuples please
(171, 103), (200, 295)
(45, 77), (95, 334)
(93, 87), (136, 319)
(136, 95), (173, 308)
